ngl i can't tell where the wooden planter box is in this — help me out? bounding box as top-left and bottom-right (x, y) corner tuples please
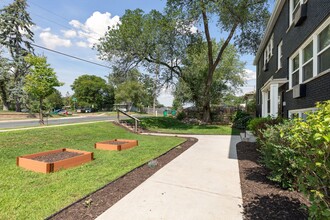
(17, 148), (94, 173)
(95, 139), (138, 151)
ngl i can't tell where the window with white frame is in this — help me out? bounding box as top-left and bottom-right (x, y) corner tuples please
(318, 25), (330, 74)
(277, 41), (283, 70)
(302, 41), (313, 81)
(289, 0), (307, 25)
(291, 53), (299, 87)
(289, 107), (317, 119)
(264, 34), (274, 66)
(289, 17), (330, 89)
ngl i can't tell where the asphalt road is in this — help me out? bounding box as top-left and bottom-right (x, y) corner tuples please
(0, 115), (133, 129)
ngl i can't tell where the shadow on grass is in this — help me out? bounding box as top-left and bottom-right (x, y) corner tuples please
(131, 117), (240, 134)
(243, 194), (308, 220)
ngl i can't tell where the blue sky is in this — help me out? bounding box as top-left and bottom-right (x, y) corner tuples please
(1, 0), (272, 106)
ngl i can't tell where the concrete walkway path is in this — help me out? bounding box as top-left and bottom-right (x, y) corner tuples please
(97, 135), (243, 220)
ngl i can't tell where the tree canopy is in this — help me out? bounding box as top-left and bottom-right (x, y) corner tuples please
(71, 74), (114, 110)
(97, 0), (269, 122)
(24, 54), (63, 124)
(0, 0), (34, 111)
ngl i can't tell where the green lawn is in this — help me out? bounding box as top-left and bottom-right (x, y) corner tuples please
(0, 122), (184, 219)
(133, 117), (240, 135)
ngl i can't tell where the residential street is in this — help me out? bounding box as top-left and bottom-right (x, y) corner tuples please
(0, 114), (138, 129)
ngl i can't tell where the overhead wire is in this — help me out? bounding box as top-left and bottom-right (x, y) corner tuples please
(31, 43), (111, 69)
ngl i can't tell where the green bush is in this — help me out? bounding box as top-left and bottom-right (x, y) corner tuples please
(289, 102), (330, 219)
(248, 117), (283, 140)
(232, 110), (252, 129)
(176, 111), (186, 121)
(259, 101), (330, 219)
(258, 120), (301, 189)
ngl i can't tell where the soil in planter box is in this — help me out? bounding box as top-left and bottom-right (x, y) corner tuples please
(32, 151), (83, 163)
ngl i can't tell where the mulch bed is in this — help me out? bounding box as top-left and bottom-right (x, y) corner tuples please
(236, 141), (310, 219)
(47, 137), (198, 220)
(33, 151), (83, 163)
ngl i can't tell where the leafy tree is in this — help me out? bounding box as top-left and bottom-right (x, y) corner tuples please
(0, 50), (11, 111)
(173, 41), (245, 110)
(97, 0), (269, 122)
(71, 75), (114, 110)
(45, 89), (63, 110)
(108, 68), (157, 109)
(115, 80), (147, 111)
(24, 54), (63, 124)
(166, 0), (268, 121)
(0, 0), (34, 112)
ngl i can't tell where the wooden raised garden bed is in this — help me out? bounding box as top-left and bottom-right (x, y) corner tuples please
(17, 148), (94, 173)
(94, 139), (138, 151)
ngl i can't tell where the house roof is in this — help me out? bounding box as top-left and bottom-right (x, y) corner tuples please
(253, 0), (286, 65)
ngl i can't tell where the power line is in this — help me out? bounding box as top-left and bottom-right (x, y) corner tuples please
(31, 43), (111, 69)
(28, 0), (72, 23)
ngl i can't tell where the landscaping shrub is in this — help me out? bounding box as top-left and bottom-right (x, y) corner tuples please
(289, 101), (330, 219)
(259, 101), (330, 219)
(176, 111), (186, 121)
(258, 120), (301, 189)
(247, 117), (283, 140)
(232, 110), (252, 129)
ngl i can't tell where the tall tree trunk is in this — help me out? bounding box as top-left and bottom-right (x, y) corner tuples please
(15, 97), (21, 112)
(0, 82), (9, 111)
(39, 98), (44, 125)
(202, 69), (213, 123)
(202, 100), (211, 123)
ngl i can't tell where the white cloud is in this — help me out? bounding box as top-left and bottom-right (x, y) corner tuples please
(31, 25), (42, 32)
(39, 30), (72, 49)
(244, 69), (256, 81)
(76, 41), (88, 48)
(69, 20), (82, 29)
(69, 11), (120, 47)
(62, 30), (77, 38)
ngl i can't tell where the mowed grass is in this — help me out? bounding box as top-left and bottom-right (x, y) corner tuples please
(134, 117), (240, 135)
(0, 122), (184, 219)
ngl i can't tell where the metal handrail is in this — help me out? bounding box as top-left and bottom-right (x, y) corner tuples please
(117, 109), (140, 132)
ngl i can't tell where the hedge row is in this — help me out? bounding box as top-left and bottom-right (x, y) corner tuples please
(249, 101), (330, 219)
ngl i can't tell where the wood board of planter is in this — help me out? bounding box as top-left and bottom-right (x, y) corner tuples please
(94, 139), (138, 151)
(17, 139), (138, 173)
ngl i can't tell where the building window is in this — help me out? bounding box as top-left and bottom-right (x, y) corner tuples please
(318, 25), (330, 74)
(303, 41), (313, 81)
(277, 41), (283, 70)
(289, 16), (330, 89)
(264, 34), (274, 66)
(291, 54), (299, 87)
(289, 107), (317, 119)
(289, 0), (307, 25)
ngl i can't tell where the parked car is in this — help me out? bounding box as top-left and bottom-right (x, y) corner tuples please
(85, 108), (92, 113)
(50, 109), (62, 115)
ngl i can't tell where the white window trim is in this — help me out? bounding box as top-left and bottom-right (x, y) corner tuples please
(289, 0), (308, 25)
(288, 107), (318, 119)
(277, 41), (283, 70)
(264, 34), (274, 66)
(289, 16), (330, 89)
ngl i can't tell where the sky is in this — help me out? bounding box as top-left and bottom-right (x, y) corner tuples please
(0, 0), (270, 106)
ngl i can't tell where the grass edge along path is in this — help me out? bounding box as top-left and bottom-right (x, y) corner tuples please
(127, 117), (240, 135)
(0, 122), (185, 219)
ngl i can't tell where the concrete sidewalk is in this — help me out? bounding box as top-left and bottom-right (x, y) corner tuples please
(97, 135), (243, 220)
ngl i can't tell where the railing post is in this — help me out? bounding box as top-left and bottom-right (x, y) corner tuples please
(117, 109), (119, 122)
(135, 119), (138, 133)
